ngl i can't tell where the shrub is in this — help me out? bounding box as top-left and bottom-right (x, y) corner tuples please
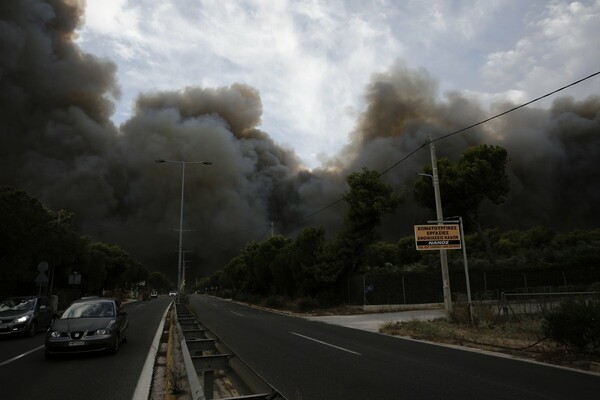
(450, 301), (471, 324)
(543, 298), (600, 354)
(264, 295), (285, 309)
(588, 281), (600, 293)
(315, 291), (341, 308)
(233, 293), (261, 305)
(295, 296), (319, 313)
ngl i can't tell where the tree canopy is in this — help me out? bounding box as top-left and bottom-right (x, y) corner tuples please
(414, 144), (509, 264)
(0, 186), (148, 298)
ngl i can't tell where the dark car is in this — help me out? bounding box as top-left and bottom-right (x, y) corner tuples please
(0, 296), (53, 337)
(44, 297), (128, 357)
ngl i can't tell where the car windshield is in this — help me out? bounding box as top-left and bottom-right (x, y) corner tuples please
(61, 301), (115, 319)
(0, 298), (35, 312)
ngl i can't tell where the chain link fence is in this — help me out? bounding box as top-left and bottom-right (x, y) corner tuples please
(348, 267), (600, 306)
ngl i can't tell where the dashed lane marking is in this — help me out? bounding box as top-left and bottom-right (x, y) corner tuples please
(0, 345), (44, 367)
(290, 332), (362, 356)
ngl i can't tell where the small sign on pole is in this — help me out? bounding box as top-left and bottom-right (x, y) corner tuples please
(414, 224), (461, 250)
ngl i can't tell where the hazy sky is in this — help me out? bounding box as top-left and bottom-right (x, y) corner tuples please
(76, 0), (600, 169)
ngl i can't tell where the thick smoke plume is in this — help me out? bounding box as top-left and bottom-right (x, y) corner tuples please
(1, 1), (599, 281)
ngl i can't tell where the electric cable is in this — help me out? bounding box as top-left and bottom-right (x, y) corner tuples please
(287, 70), (600, 226)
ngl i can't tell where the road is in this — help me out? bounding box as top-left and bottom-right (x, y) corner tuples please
(187, 294), (600, 400)
(0, 296), (171, 400)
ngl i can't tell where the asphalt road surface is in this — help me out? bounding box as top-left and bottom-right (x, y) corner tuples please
(187, 294), (600, 400)
(0, 296), (171, 400)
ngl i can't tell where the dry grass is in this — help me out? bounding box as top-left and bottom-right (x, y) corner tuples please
(380, 308), (600, 372)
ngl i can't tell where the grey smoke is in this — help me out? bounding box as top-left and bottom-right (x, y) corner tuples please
(1, 1), (598, 281)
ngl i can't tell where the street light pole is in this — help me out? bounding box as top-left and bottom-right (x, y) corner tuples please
(177, 161), (185, 297)
(450, 216), (474, 324)
(155, 159), (212, 302)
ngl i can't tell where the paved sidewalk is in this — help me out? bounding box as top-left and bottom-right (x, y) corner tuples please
(306, 308), (446, 333)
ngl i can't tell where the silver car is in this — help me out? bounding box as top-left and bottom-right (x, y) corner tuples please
(45, 297), (128, 358)
(0, 296), (53, 336)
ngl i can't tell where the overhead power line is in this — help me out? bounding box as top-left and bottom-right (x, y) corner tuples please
(427, 70), (600, 146)
(289, 70), (600, 225)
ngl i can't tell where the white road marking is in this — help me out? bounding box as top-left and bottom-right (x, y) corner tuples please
(290, 332), (362, 356)
(230, 311), (243, 317)
(0, 345), (44, 367)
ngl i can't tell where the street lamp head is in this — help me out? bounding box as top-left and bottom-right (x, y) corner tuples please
(203, 162), (213, 165)
(155, 159), (166, 163)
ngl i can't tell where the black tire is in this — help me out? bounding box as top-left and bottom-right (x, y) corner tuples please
(27, 321), (37, 337)
(110, 335), (120, 354)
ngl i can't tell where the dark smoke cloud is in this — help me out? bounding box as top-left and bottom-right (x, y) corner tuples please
(334, 60), (600, 236)
(1, 1), (598, 281)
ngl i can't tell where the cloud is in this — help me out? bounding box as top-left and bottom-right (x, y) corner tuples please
(481, 1), (600, 98)
(2, 0), (599, 282)
(76, 0), (405, 167)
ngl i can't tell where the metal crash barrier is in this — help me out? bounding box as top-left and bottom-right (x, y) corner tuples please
(174, 303), (286, 400)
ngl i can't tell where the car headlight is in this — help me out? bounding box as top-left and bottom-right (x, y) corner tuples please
(15, 315), (30, 324)
(49, 331), (61, 338)
(95, 328), (110, 335)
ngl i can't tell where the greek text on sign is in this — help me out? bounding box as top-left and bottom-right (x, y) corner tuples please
(414, 224), (461, 250)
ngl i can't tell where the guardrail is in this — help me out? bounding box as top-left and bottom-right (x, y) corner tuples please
(174, 303), (286, 400)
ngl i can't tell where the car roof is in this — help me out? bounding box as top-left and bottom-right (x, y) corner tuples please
(3, 296), (42, 300)
(70, 297), (117, 304)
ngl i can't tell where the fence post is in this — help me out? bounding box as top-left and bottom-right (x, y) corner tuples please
(484, 271), (487, 293)
(501, 291), (508, 315)
(363, 274), (366, 306)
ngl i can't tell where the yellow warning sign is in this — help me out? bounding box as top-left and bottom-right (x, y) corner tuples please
(414, 224), (461, 250)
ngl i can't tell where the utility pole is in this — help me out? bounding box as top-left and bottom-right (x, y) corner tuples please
(180, 250), (192, 294)
(429, 136), (453, 315)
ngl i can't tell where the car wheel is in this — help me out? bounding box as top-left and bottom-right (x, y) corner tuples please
(110, 335), (120, 354)
(28, 320), (37, 337)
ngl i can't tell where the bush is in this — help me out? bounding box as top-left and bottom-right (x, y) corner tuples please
(543, 298), (600, 354)
(450, 301), (471, 324)
(315, 291), (341, 308)
(264, 295), (286, 309)
(233, 293), (261, 305)
(588, 281), (600, 293)
(295, 296), (319, 313)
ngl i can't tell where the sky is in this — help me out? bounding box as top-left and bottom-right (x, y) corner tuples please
(2, 0), (600, 280)
(76, 0), (600, 169)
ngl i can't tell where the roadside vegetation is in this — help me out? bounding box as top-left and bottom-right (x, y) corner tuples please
(3, 143), (599, 313)
(0, 185), (169, 306)
(381, 298), (600, 372)
(197, 144), (599, 310)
